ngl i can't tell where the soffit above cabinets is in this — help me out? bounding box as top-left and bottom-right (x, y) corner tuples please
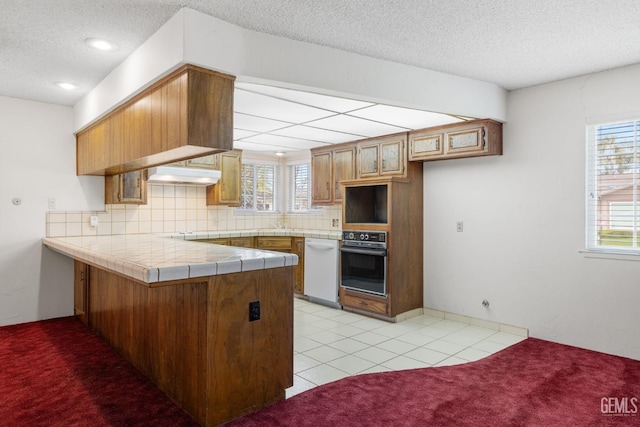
(232, 82), (468, 153)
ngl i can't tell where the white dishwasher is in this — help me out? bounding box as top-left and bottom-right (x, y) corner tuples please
(304, 238), (339, 304)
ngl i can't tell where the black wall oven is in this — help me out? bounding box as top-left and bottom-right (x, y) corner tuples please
(340, 231), (387, 297)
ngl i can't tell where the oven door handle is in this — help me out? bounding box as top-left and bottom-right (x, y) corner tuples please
(340, 246), (387, 257)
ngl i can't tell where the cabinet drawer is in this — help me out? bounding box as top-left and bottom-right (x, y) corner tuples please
(255, 237), (292, 251)
(340, 288), (388, 316)
(196, 238), (229, 245)
(229, 237), (254, 247)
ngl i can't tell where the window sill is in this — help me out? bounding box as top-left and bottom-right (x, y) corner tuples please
(580, 250), (640, 262)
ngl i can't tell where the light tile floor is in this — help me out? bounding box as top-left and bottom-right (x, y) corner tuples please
(287, 298), (526, 398)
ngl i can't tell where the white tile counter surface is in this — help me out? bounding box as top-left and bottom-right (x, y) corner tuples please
(163, 229), (342, 240)
(43, 234), (299, 284)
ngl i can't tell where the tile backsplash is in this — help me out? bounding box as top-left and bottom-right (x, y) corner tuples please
(46, 184), (342, 238)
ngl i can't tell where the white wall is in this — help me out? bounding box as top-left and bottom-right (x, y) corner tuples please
(75, 7), (506, 131)
(0, 96), (103, 326)
(424, 64), (640, 360)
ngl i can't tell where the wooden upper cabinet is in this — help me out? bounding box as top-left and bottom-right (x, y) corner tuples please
(76, 65), (234, 176)
(357, 133), (407, 178)
(206, 150), (242, 206)
(105, 170), (147, 204)
(332, 145), (356, 203)
(409, 119), (503, 161)
(311, 150), (332, 204)
(311, 143), (356, 205)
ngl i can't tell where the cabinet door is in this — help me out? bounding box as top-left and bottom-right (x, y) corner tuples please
(380, 139), (404, 176)
(293, 237), (304, 294)
(185, 155), (215, 168)
(447, 126), (486, 155)
(311, 151), (332, 204)
(218, 152), (241, 205)
(74, 261), (89, 326)
(105, 170), (147, 204)
(332, 146), (355, 203)
(358, 144), (379, 178)
(409, 132), (444, 160)
(206, 150), (241, 206)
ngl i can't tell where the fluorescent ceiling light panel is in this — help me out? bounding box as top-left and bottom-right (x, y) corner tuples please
(233, 128), (258, 140)
(272, 125), (364, 144)
(233, 140), (288, 152)
(235, 89), (336, 123)
(234, 113), (292, 133)
(348, 105), (466, 129)
(236, 82), (374, 113)
(306, 115), (408, 137)
(242, 134), (326, 150)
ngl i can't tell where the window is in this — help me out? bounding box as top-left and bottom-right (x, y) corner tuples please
(586, 120), (640, 252)
(240, 163), (279, 212)
(288, 163), (311, 212)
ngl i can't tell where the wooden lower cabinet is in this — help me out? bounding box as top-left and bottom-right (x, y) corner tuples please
(84, 264), (293, 426)
(196, 235), (308, 295)
(255, 236), (305, 295)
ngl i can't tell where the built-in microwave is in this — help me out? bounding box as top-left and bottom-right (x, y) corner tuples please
(343, 183), (388, 225)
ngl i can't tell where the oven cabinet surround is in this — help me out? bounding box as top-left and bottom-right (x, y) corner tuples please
(76, 64), (234, 177)
(310, 143), (356, 205)
(340, 173), (423, 319)
(408, 119), (503, 161)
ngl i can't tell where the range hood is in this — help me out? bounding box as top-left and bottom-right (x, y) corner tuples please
(147, 166), (221, 185)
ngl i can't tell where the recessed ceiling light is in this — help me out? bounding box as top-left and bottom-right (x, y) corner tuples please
(54, 81), (79, 90)
(275, 151), (285, 157)
(85, 37), (119, 51)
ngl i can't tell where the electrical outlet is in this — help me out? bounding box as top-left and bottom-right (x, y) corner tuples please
(456, 221), (463, 232)
(48, 198), (56, 210)
(249, 301), (260, 322)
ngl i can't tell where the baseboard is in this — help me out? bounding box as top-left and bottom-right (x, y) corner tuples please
(422, 307), (529, 338)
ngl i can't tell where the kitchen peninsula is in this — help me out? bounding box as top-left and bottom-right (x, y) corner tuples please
(43, 235), (296, 426)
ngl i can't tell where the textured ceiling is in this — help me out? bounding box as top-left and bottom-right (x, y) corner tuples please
(3, 1), (640, 132)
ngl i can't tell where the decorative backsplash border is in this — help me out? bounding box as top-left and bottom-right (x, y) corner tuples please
(46, 184), (342, 238)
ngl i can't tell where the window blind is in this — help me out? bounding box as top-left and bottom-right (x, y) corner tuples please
(288, 163), (311, 212)
(240, 163), (280, 212)
(586, 121), (640, 252)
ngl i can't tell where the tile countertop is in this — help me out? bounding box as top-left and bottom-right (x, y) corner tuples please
(42, 234), (299, 285)
(163, 229), (342, 240)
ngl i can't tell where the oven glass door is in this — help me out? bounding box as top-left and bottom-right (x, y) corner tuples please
(340, 246), (387, 296)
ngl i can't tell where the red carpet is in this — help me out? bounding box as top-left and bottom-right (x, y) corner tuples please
(0, 317), (198, 427)
(227, 338), (640, 426)
(3, 317), (640, 426)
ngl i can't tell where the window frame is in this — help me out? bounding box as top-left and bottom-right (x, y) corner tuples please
(285, 159), (322, 215)
(236, 161), (281, 214)
(586, 120), (640, 255)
